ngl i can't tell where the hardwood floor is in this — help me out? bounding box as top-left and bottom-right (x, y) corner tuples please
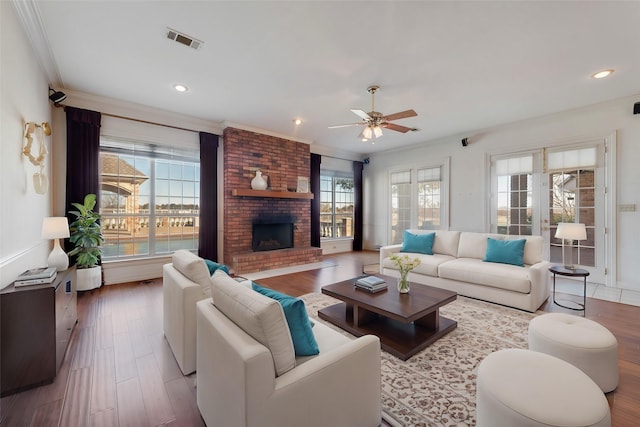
(1, 251), (638, 426)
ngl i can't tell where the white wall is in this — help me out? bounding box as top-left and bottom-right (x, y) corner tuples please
(0, 2), (53, 288)
(364, 95), (640, 291)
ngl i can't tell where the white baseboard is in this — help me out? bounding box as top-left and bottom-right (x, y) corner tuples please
(321, 239), (353, 255)
(102, 256), (171, 285)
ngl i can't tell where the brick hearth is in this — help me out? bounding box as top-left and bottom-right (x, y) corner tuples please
(223, 127), (320, 274)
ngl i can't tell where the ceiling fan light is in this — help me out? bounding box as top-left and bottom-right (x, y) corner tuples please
(373, 126), (383, 138)
(361, 126), (373, 140)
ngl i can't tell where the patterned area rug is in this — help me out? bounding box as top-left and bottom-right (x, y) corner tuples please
(300, 293), (540, 426)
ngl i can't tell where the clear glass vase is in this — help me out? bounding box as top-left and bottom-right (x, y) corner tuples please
(397, 272), (410, 293)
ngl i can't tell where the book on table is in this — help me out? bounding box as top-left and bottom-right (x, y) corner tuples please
(15, 267), (56, 281)
(14, 272), (57, 287)
(354, 276), (387, 293)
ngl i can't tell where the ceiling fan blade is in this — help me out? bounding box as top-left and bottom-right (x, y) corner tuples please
(383, 122), (413, 133)
(328, 122), (364, 129)
(382, 109), (417, 122)
(350, 109), (371, 120)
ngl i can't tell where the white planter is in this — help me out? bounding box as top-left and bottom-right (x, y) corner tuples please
(76, 265), (102, 291)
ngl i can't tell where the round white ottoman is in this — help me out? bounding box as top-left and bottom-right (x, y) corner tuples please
(528, 313), (618, 392)
(476, 349), (610, 427)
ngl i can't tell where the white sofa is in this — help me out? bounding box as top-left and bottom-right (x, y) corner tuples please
(380, 230), (550, 312)
(196, 271), (382, 427)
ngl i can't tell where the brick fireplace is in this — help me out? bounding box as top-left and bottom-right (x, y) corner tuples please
(223, 127), (322, 274)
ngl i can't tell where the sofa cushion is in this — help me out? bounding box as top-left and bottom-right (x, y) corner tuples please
(172, 250), (211, 289)
(204, 259), (230, 275)
(506, 235), (543, 265)
(484, 238), (526, 267)
(211, 271), (295, 376)
(401, 231), (435, 255)
(382, 253), (455, 277)
(438, 258), (532, 293)
(457, 232), (504, 260)
(432, 230), (462, 257)
(251, 283), (319, 356)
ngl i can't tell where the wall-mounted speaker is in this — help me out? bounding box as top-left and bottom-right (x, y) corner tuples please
(363, 158), (370, 164)
(634, 102), (640, 115)
(461, 138), (469, 147)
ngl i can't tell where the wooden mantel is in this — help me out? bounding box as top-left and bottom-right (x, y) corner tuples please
(231, 189), (314, 200)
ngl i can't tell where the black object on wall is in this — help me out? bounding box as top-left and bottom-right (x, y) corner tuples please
(634, 102), (640, 115)
(352, 161), (364, 251)
(199, 132), (219, 261)
(310, 154), (322, 247)
(461, 137), (469, 147)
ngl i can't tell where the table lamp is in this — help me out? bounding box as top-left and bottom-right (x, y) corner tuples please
(555, 222), (587, 270)
(41, 217), (70, 271)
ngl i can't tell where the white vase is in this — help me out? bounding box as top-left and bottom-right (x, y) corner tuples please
(251, 170), (268, 190)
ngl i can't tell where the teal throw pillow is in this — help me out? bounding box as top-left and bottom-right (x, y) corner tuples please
(204, 259), (230, 275)
(483, 238), (526, 267)
(251, 283), (319, 356)
(400, 231), (435, 255)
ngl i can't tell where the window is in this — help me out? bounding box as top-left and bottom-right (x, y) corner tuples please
(494, 155), (533, 236)
(320, 175), (354, 239)
(548, 147), (596, 267)
(389, 163), (448, 245)
(390, 170), (412, 244)
(417, 167), (441, 230)
(100, 139), (200, 259)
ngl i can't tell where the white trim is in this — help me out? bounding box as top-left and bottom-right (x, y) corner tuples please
(604, 131), (617, 288)
(11, 0), (62, 85)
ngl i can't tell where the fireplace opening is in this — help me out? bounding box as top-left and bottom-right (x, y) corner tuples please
(252, 222), (294, 251)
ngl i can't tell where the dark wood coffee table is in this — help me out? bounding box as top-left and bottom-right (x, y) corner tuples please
(318, 276), (457, 360)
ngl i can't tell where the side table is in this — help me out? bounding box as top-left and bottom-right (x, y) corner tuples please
(549, 265), (589, 313)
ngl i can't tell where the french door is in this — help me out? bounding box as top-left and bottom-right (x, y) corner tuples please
(490, 141), (610, 285)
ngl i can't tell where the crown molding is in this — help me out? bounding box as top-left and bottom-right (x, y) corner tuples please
(11, 0), (62, 86)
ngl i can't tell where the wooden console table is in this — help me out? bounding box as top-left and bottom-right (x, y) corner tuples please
(1, 266), (77, 396)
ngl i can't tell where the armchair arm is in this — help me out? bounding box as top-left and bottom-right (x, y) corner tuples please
(163, 264), (206, 374)
(262, 335), (381, 427)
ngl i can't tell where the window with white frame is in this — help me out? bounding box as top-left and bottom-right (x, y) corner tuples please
(320, 173), (354, 239)
(494, 155), (533, 236)
(390, 170), (411, 244)
(389, 163), (447, 245)
(417, 167), (441, 230)
(99, 138), (200, 259)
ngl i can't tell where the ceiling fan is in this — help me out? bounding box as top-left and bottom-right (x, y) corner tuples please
(328, 86), (417, 141)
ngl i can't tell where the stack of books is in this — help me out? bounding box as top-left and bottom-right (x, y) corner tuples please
(354, 275), (387, 293)
(14, 267), (57, 287)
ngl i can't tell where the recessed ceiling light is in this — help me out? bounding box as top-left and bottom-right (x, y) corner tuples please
(592, 69), (614, 79)
(174, 84), (189, 92)
(293, 118), (302, 125)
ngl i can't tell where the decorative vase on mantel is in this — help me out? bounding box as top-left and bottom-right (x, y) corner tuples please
(251, 170), (268, 190)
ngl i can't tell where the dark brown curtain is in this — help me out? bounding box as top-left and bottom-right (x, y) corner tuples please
(352, 161), (364, 251)
(310, 153), (322, 247)
(198, 132), (219, 261)
(65, 107), (101, 253)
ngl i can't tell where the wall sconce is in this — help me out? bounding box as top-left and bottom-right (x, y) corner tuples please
(555, 222), (587, 269)
(41, 217), (70, 271)
(22, 121), (51, 194)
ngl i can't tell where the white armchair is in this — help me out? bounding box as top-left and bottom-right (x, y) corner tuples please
(196, 273), (382, 427)
(163, 250), (212, 375)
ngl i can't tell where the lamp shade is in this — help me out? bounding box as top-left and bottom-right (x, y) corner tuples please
(555, 223), (587, 240)
(41, 217), (70, 239)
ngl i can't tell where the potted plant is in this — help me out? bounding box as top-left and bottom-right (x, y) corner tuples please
(68, 193), (104, 291)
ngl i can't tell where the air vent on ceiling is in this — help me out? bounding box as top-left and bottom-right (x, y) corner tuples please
(167, 28), (203, 50)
